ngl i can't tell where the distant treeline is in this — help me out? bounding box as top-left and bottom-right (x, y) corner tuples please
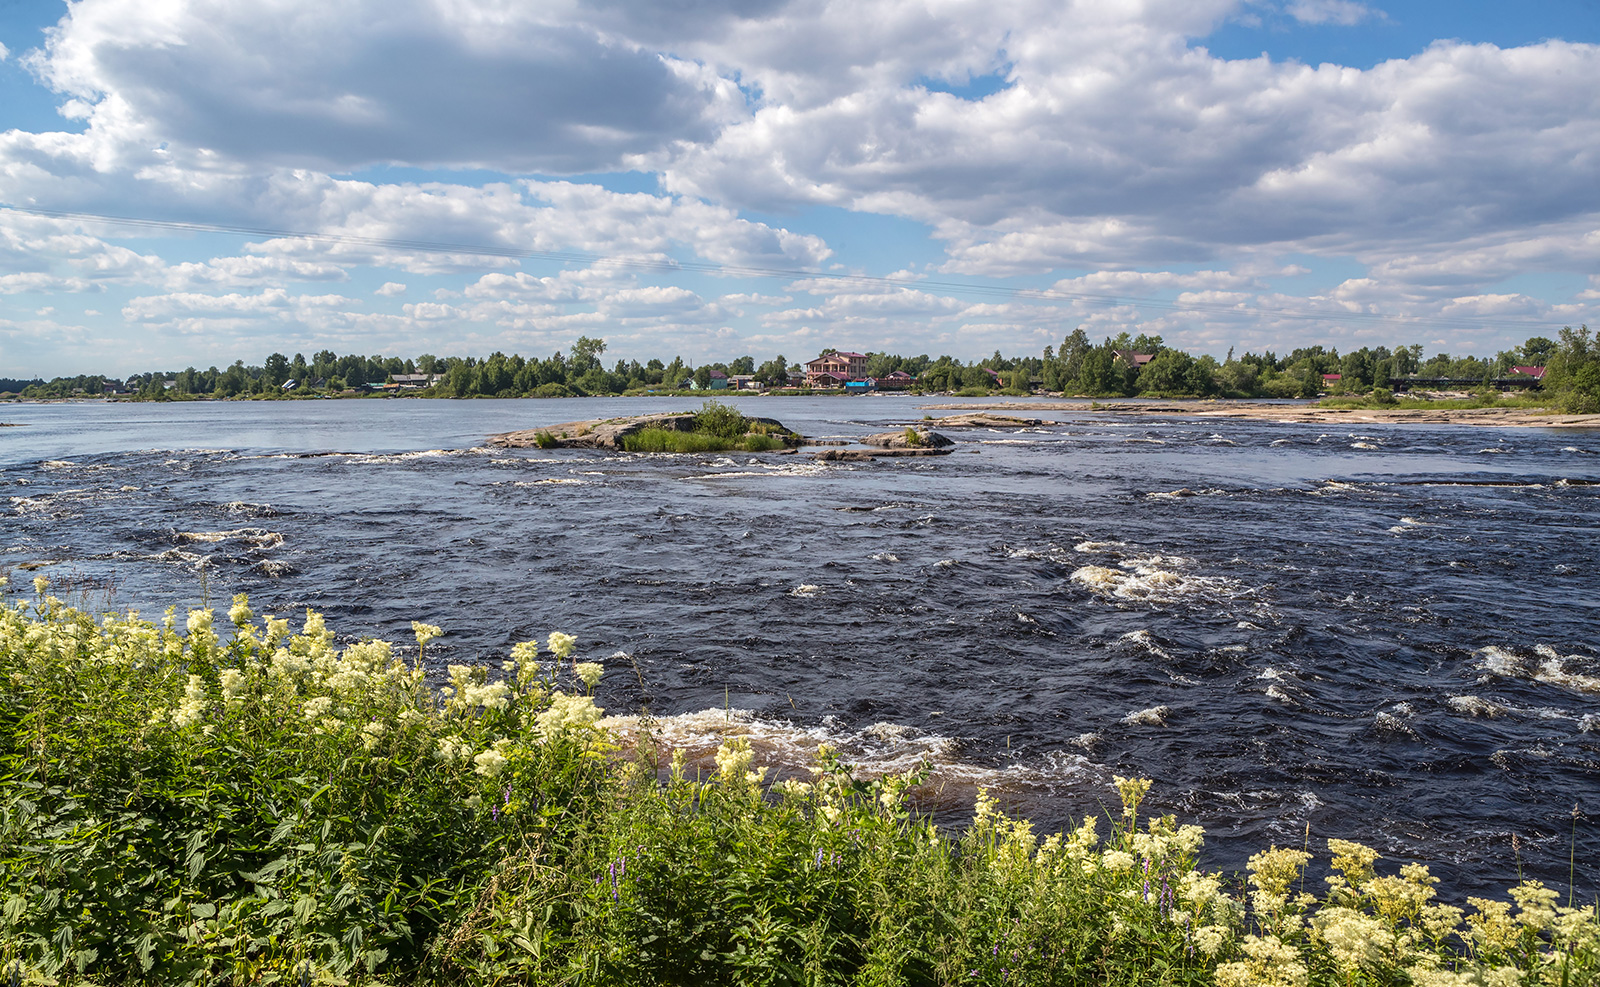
(7, 326), (1598, 411)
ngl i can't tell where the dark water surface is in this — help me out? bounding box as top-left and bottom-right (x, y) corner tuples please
(4, 397), (1598, 897)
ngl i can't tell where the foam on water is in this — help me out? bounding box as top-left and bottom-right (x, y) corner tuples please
(1074, 540), (1127, 554)
(1070, 554), (1250, 605)
(596, 708), (1100, 802)
(174, 528), (284, 550)
(1447, 695), (1507, 718)
(1477, 644), (1600, 695)
(788, 584), (822, 597)
(1122, 705), (1170, 726)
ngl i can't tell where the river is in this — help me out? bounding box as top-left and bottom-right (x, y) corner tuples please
(3, 395), (1597, 898)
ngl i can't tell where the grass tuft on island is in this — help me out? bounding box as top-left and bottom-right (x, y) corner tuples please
(621, 427), (785, 453)
(3, 584), (1598, 985)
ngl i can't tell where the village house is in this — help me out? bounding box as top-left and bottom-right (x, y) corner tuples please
(805, 351), (868, 388)
(389, 373), (445, 389)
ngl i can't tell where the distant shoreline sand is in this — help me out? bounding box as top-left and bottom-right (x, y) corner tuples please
(919, 400), (1600, 428)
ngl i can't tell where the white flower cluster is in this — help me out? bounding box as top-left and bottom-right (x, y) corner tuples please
(534, 692), (602, 742)
(713, 737), (766, 788)
(170, 674), (207, 728)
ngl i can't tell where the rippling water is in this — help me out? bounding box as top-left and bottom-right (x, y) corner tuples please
(4, 396), (1598, 897)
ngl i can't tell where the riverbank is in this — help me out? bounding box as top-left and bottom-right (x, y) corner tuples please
(4, 592), (1596, 985)
(919, 400), (1600, 428)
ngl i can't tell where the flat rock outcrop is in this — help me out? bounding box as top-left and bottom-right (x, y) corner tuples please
(911, 412), (1043, 428)
(861, 427), (954, 449)
(490, 413), (799, 450)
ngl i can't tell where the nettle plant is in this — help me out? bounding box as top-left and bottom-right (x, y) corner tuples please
(0, 578), (1597, 986)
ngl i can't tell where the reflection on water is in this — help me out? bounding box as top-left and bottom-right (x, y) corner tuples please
(3, 396), (1598, 897)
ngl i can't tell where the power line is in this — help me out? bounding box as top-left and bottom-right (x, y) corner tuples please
(2, 203), (1567, 335)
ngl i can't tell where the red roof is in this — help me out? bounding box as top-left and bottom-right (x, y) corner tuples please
(1512, 365), (1546, 379)
(1322, 373), (1342, 381)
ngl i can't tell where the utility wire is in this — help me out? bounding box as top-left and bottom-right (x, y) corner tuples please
(3, 203), (1567, 335)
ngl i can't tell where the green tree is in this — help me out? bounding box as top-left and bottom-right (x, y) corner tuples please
(262, 352), (291, 387)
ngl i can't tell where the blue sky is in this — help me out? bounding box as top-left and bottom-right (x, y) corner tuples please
(1, 0), (1597, 377)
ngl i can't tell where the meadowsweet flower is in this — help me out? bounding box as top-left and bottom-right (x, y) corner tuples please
(171, 674), (207, 728)
(436, 736), (472, 764)
(714, 738), (764, 786)
(1065, 816), (1099, 860)
(1249, 846), (1311, 897)
(1408, 968), (1479, 987)
(1467, 897), (1520, 953)
(33, 576), (48, 596)
(509, 639), (541, 681)
(575, 661), (603, 689)
(1369, 869), (1435, 923)
(1328, 838), (1381, 888)
(361, 720), (386, 750)
(473, 680), (515, 709)
(1312, 906), (1392, 976)
(474, 748), (509, 778)
(534, 692), (602, 741)
(1113, 775), (1152, 820)
(1181, 871), (1225, 910)
(220, 668), (247, 701)
(1194, 924), (1231, 957)
(1510, 880), (1561, 931)
(1421, 903), (1465, 941)
(820, 803), (841, 825)
(669, 748), (687, 783)
(398, 708), (425, 727)
(547, 631), (576, 658)
(302, 696), (334, 722)
(264, 617), (290, 648)
(775, 778), (812, 798)
(228, 593), (253, 627)
(412, 620), (442, 650)
(1482, 967), (1522, 987)
(1101, 850), (1135, 872)
(186, 608), (216, 651)
(303, 610), (328, 640)
(1214, 934), (1308, 987)
(973, 787), (998, 828)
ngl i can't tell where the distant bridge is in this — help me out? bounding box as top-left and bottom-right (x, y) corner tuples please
(1388, 376), (1542, 392)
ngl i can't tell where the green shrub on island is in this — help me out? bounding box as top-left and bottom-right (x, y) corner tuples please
(2, 583), (1598, 986)
(693, 399), (750, 439)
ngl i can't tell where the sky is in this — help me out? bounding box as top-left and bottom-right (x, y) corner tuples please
(1, 0), (1598, 378)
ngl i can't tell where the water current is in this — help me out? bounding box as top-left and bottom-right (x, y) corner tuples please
(3, 396), (1597, 899)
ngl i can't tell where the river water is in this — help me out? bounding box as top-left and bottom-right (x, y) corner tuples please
(4, 396), (1598, 898)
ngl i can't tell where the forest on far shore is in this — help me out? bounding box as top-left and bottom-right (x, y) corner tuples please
(7, 325), (1598, 413)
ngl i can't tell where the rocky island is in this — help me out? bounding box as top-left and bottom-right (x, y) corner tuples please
(490, 405), (802, 453)
(489, 402), (957, 461)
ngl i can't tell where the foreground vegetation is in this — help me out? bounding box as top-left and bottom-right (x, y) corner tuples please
(2, 584), (1598, 985)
